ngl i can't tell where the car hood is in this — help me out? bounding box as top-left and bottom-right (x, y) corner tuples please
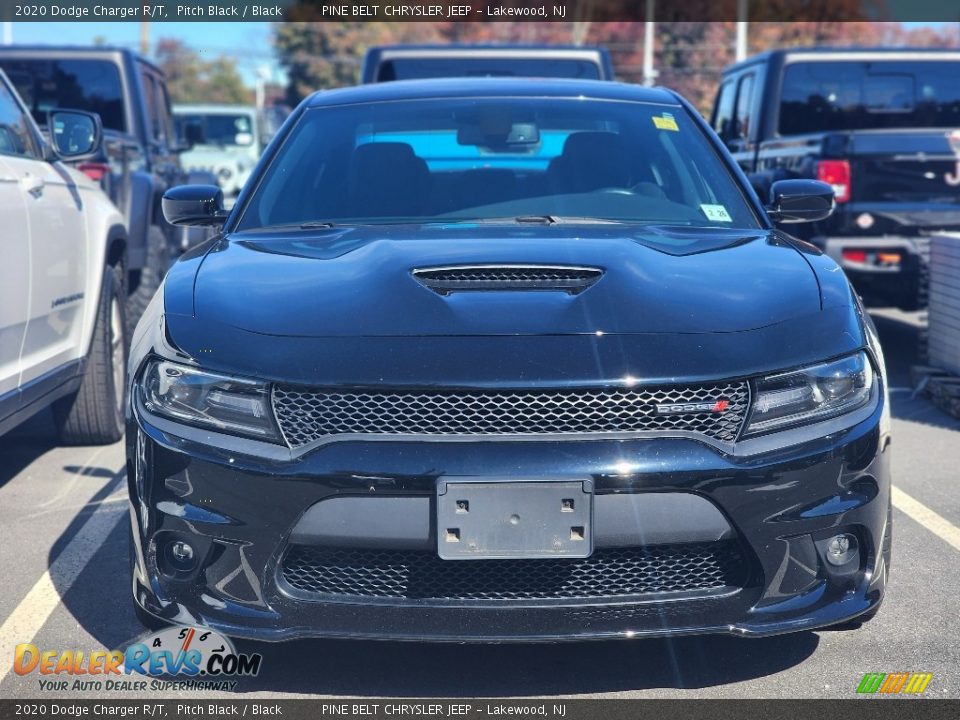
(189, 224), (822, 338)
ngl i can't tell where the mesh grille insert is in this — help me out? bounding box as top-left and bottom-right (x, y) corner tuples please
(272, 382), (749, 449)
(281, 543), (748, 601)
(412, 265), (602, 294)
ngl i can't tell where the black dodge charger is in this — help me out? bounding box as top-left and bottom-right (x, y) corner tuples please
(127, 79), (891, 641)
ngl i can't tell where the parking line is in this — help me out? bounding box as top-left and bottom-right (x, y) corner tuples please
(36, 446), (107, 509)
(0, 477), (126, 687)
(892, 485), (960, 553)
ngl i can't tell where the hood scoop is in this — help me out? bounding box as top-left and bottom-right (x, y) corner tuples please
(412, 265), (604, 295)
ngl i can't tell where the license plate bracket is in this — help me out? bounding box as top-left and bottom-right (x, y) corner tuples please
(436, 479), (593, 560)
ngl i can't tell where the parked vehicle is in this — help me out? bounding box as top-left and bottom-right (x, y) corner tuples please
(712, 48), (960, 310)
(129, 78), (890, 640)
(0, 69), (128, 444)
(174, 104), (261, 200)
(362, 45), (615, 83)
(0, 46), (199, 329)
(259, 103), (292, 146)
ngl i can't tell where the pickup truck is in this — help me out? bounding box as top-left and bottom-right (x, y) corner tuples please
(362, 45), (614, 83)
(0, 46), (201, 329)
(712, 48), (960, 310)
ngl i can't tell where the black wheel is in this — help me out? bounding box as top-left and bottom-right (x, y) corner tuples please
(126, 224), (170, 334)
(53, 263), (126, 445)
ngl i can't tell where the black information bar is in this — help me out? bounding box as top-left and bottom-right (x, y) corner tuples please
(2, 700), (960, 720)
(1, 0), (960, 23)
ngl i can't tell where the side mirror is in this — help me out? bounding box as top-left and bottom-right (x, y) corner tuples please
(48, 109), (102, 160)
(767, 179), (835, 224)
(162, 184), (227, 226)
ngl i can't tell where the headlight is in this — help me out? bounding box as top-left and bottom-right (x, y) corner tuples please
(139, 359), (281, 442)
(744, 352), (875, 436)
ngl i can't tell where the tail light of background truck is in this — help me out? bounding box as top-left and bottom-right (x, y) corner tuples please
(816, 160), (851, 203)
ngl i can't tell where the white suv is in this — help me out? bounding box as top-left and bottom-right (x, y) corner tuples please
(0, 70), (129, 444)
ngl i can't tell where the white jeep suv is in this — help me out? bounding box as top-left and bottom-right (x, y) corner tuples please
(0, 70), (129, 444)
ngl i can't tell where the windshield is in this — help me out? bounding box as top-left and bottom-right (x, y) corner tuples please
(376, 57), (602, 81)
(237, 97), (759, 231)
(0, 58), (125, 131)
(780, 60), (960, 134)
(175, 112), (254, 146)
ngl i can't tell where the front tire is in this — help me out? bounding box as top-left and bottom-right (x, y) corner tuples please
(53, 264), (126, 445)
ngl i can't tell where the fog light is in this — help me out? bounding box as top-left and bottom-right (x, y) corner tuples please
(165, 540), (196, 572)
(825, 533), (857, 566)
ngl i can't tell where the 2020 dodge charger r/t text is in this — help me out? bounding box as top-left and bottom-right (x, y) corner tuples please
(127, 79), (891, 641)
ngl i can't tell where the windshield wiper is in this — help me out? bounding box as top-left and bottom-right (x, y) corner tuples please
(514, 215), (557, 225)
(468, 216), (621, 226)
(243, 221), (339, 231)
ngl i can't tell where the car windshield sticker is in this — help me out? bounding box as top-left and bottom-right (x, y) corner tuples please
(700, 204), (733, 222)
(653, 113), (679, 131)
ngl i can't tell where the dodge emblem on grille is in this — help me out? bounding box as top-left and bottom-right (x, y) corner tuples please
(655, 399), (729, 415)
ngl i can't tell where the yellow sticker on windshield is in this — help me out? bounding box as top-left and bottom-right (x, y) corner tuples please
(653, 114), (679, 132)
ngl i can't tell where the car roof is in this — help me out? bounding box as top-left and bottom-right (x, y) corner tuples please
(367, 44), (608, 53)
(304, 78), (679, 108)
(0, 44), (160, 72)
(174, 104), (257, 114)
(724, 46), (960, 74)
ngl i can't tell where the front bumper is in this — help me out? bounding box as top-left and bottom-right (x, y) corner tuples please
(126, 383), (891, 642)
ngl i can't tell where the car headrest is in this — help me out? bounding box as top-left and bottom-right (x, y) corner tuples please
(551, 131), (631, 192)
(348, 142), (430, 217)
(561, 131), (625, 160)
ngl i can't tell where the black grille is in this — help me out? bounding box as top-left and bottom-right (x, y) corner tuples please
(280, 543), (747, 602)
(412, 265), (602, 294)
(272, 382), (749, 449)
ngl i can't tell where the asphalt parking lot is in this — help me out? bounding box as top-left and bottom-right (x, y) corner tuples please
(1, 309), (958, 700)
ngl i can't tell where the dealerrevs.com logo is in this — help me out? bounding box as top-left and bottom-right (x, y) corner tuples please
(14, 626), (262, 692)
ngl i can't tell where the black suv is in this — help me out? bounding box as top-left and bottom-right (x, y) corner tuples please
(362, 45), (615, 83)
(712, 48), (960, 310)
(0, 46), (200, 327)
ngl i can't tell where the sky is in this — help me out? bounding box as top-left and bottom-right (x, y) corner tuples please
(5, 22), (281, 86)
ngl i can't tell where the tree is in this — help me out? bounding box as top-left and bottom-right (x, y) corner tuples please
(273, 22), (441, 105)
(155, 38), (253, 105)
